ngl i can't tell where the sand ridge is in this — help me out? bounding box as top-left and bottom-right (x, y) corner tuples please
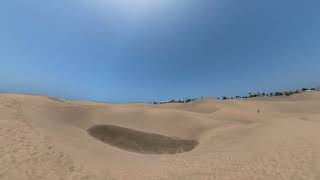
(1, 92), (320, 179)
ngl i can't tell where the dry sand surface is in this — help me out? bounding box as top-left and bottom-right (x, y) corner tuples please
(1, 92), (320, 180)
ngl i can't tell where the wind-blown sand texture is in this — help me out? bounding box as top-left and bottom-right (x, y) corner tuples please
(1, 92), (320, 180)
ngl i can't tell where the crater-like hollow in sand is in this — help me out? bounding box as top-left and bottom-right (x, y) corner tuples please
(87, 125), (199, 154)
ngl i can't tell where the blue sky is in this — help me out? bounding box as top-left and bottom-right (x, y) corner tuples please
(1, 0), (320, 102)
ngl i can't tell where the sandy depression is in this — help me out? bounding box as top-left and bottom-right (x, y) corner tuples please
(1, 92), (320, 180)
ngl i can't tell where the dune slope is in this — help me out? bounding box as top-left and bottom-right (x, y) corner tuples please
(1, 92), (320, 180)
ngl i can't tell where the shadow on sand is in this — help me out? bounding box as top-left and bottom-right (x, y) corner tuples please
(88, 125), (199, 154)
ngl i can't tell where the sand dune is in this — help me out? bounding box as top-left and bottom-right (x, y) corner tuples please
(1, 92), (320, 179)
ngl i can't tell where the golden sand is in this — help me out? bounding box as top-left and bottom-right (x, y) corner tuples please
(1, 92), (320, 179)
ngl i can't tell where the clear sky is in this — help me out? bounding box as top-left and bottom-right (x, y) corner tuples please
(1, 0), (320, 102)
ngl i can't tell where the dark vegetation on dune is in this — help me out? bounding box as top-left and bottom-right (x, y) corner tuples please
(88, 125), (199, 154)
(219, 87), (320, 100)
(152, 87), (320, 104)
